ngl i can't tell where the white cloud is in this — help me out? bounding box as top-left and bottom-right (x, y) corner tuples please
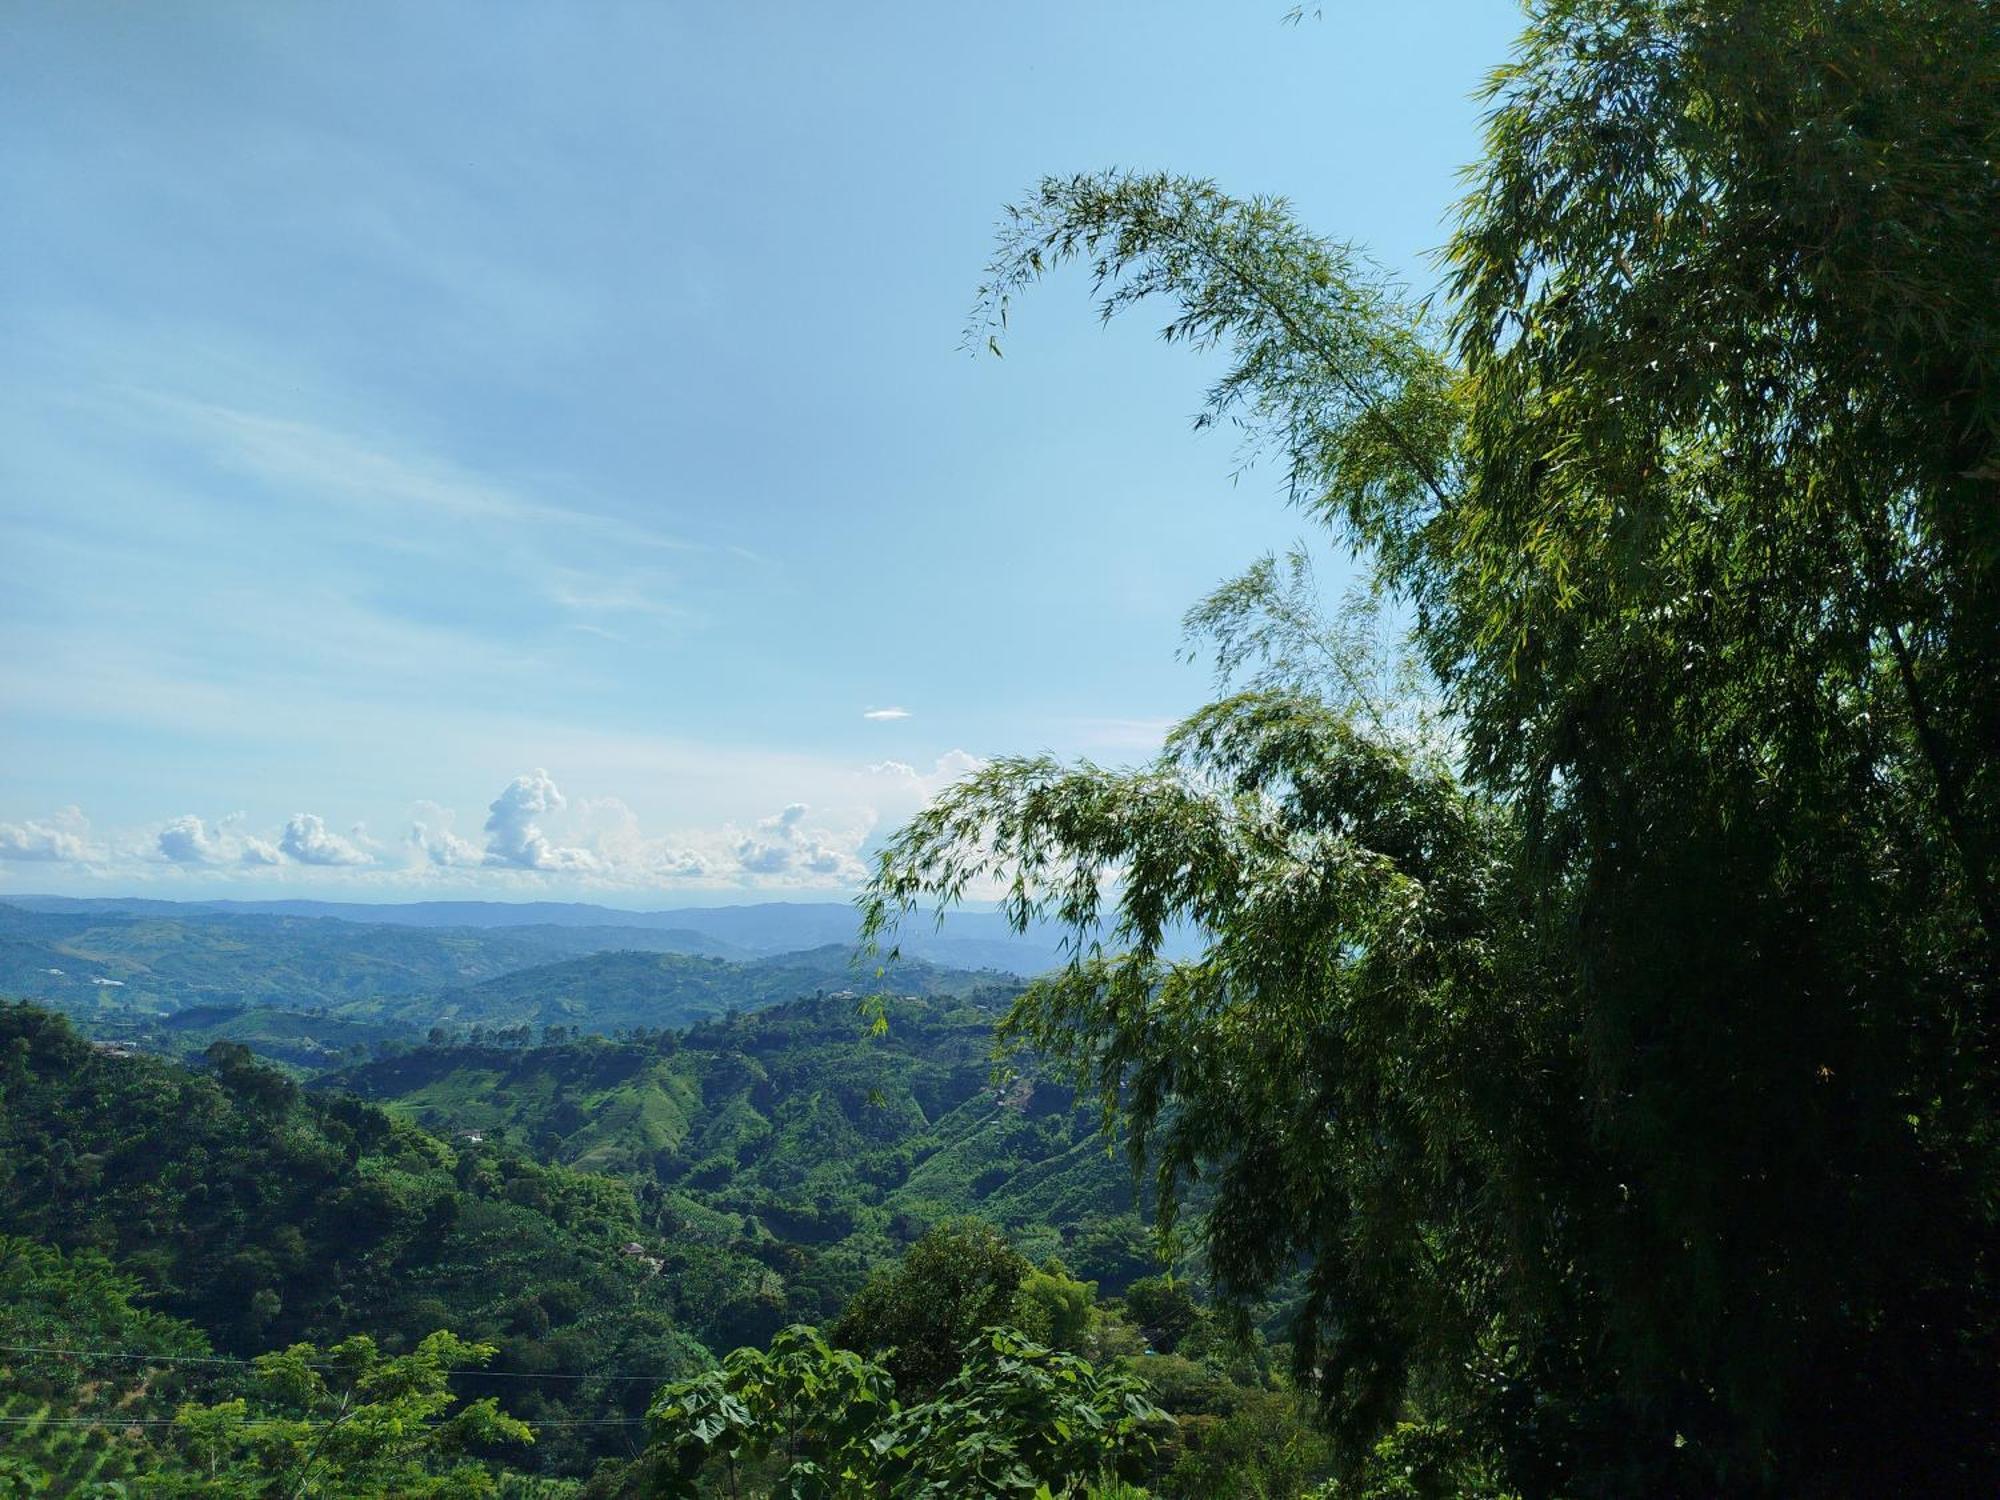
(280, 813), (372, 866)
(408, 801), (482, 867)
(157, 815), (219, 865)
(148, 396), (696, 558)
(0, 808), (93, 863)
(483, 769), (597, 871)
(544, 567), (682, 620)
(1066, 716), (1176, 754)
(574, 795), (711, 881)
(2, 751), (983, 894)
(868, 748), (985, 797)
(156, 812), (284, 867)
(732, 801), (868, 881)
(863, 706), (911, 721)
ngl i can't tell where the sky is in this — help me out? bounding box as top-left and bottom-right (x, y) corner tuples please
(0, 1), (1522, 904)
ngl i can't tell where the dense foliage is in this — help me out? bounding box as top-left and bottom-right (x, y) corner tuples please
(324, 990), (1159, 1352)
(0, 1077), (1333, 1496)
(830, 1223), (1038, 1394)
(0, 1236), (211, 1495)
(1, 1238), (547, 1497)
(0, 1003), (709, 1477)
(646, 1323), (1168, 1500)
(161, 1332), (536, 1498)
(862, 1), (2000, 1493)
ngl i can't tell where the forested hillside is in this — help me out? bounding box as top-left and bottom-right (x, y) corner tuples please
(0, 997), (1332, 1495)
(0, 1002), (710, 1476)
(1, 896), (1015, 1067)
(325, 989), (1157, 1318)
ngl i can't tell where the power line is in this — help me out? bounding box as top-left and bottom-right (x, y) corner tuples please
(0, 1343), (672, 1384)
(0, 1424), (648, 1432)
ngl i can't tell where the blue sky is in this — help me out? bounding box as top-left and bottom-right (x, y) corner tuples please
(0, 1), (1520, 901)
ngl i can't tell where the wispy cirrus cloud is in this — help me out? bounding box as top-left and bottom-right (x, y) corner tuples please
(134, 393), (696, 558)
(40, 378), (734, 643)
(863, 706), (911, 721)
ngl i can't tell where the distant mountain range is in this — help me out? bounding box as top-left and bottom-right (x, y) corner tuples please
(2, 894), (1087, 972)
(0, 901), (745, 1017)
(0, 898), (1051, 1062)
(341, 943), (1015, 1036)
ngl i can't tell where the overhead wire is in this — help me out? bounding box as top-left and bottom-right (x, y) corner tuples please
(0, 1414), (647, 1428)
(0, 1341), (666, 1437)
(0, 1342), (672, 1384)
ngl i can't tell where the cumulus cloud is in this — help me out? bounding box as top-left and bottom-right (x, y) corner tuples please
(157, 812), (286, 867)
(483, 769), (596, 870)
(280, 813), (372, 866)
(653, 848), (713, 878)
(157, 815), (219, 865)
(868, 748), (985, 793)
(0, 808), (93, 863)
(576, 796), (710, 881)
(3, 769), (896, 892)
(733, 801), (867, 880)
(863, 706), (911, 721)
(409, 800), (482, 867)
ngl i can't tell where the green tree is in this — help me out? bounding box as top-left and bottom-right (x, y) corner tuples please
(1161, 1387), (1334, 1500)
(0, 1236), (212, 1495)
(163, 1331), (532, 1497)
(1119, 1279), (1199, 1357)
(647, 1325), (1164, 1500)
(1011, 1258), (1097, 1352)
(868, 1327), (1165, 1499)
(863, 2), (2000, 1493)
(1305, 1422), (1517, 1500)
(830, 1223), (1031, 1395)
(646, 1324), (892, 1500)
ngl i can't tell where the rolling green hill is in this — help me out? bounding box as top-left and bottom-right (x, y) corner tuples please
(0, 900), (746, 1025)
(1, 901), (1030, 1067)
(0, 1001), (713, 1476)
(322, 986), (1159, 1313)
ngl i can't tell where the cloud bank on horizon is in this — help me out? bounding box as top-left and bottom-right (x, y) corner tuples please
(0, 755), (983, 896)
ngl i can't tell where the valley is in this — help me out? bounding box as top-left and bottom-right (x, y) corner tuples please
(0, 897), (1290, 1495)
